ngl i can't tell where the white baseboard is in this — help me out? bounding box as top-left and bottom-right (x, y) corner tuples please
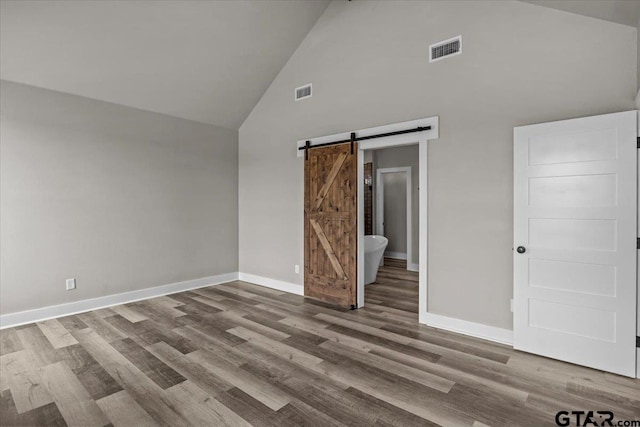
(407, 263), (419, 272)
(421, 312), (513, 346)
(0, 272), (239, 329)
(384, 251), (407, 260)
(237, 273), (304, 295)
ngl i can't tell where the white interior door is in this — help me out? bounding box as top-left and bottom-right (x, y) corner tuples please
(514, 110), (637, 377)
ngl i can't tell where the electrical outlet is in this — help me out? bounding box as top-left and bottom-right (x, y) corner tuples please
(294, 264), (300, 274)
(510, 299), (514, 313)
(66, 278), (76, 291)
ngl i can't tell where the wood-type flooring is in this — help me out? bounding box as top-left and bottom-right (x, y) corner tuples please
(1, 259), (639, 426)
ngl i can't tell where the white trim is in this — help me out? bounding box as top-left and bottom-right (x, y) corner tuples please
(384, 251), (407, 260)
(358, 120), (435, 318)
(294, 83), (312, 101)
(376, 166), (412, 271)
(296, 117), (439, 158)
(408, 263), (419, 272)
(429, 35), (462, 63)
(418, 138), (428, 322)
(238, 273), (304, 296)
(0, 272), (239, 329)
(357, 148), (365, 307)
(424, 312), (514, 346)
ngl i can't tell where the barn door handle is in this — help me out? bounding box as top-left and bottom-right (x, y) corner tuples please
(516, 246), (526, 254)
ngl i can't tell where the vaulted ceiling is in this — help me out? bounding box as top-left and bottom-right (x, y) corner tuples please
(1, 0), (636, 130)
(520, 0), (640, 28)
(0, 0), (330, 129)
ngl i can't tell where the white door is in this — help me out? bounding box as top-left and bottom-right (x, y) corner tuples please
(514, 110), (637, 377)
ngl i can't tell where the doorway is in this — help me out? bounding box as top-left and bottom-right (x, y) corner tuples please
(365, 163), (418, 316)
(297, 116), (439, 321)
(354, 118), (438, 320)
(376, 167), (414, 271)
(357, 138), (424, 315)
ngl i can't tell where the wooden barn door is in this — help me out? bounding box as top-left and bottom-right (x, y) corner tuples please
(304, 143), (357, 308)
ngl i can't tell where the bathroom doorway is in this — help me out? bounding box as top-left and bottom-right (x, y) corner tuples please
(376, 166), (413, 271)
(297, 116), (438, 322)
(361, 146), (420, 318)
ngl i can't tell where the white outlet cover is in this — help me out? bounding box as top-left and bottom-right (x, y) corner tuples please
(66, 278), (76, 290)
(294, 265), (300, 274)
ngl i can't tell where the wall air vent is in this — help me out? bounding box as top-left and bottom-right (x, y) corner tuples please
(429, 35), (462, 63)
(295, 84), (312, 101)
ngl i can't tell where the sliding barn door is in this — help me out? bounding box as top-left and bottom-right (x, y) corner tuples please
(514, 110), (637, 377)
(305, 143), (357, 308)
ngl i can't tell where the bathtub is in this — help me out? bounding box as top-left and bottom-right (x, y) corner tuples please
(364, 235), (388, 285)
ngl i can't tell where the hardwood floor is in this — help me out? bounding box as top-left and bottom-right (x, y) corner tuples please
(1, 264), (639, 426)
(367, 258), (419, 316)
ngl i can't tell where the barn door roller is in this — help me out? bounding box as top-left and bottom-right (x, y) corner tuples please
(300, 126), (431, 155)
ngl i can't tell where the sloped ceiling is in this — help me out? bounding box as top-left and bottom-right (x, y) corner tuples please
(520, 0), (640, 28)
(1, 0), (636, 130)
(0, 0), (330, 129)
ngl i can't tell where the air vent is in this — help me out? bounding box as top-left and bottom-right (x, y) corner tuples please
(295, 84), (312, 101)
(429, 35), (462, 63)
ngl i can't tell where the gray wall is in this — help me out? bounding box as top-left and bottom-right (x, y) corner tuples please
(1, 80), (239, 314)
(239, 0), (637, 330)
(374, 145), (419, 266)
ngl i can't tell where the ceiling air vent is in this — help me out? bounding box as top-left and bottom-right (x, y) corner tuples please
(429, 35), (462, 63)
(295, 83), (312, 101)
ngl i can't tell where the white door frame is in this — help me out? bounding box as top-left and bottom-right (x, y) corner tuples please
(297, 117), (439, 321)
(637, 110), (640, 379)
(360, 137), (428, 315)
(376, 166), (414, 270)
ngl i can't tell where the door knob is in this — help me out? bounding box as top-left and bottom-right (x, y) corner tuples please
(516, 246), (526, 254)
